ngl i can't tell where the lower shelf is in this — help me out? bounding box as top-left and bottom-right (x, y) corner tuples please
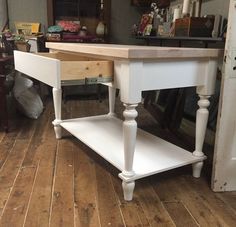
(60, 115), (205, 181)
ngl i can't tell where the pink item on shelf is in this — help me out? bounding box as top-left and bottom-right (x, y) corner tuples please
(57, 21), (80, 32)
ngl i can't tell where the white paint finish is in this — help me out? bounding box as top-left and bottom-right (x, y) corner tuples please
(192, 95), (210, 179)
(114, 60), (143, 103)
(122, 181), (135, 201)
(231, 50), (236, 78)
(213, 79), (236, 191)
(114, 58), (216, 104)
(108, 86), (116, 116)
(14, 50), (61, 89)
(212, 0), (236, 192)
(122, 104), (138, 178)
(192, 161), (204, 178)
(52, 88), (62, 139)
(60, 115), (205, 182)
(141, 59), (208, 91)
(197, 59), (219, 95)
(113, 58), (218, 105)
(194, 96), (210, 157)
(15, 43), (221, 199)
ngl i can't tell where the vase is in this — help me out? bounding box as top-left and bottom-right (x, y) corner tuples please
(96, 21), (105, 37)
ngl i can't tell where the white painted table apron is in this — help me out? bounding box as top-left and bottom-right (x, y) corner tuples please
(18, 43), (223, 201)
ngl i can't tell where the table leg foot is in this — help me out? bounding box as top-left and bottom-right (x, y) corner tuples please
(122, 180), (135, 201)
(53, 122), (62, 139)
(192, 161), (203, 178)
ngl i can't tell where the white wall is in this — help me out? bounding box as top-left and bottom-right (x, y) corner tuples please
(7, 0), (48, 33)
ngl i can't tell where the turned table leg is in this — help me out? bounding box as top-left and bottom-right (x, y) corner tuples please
(192, 95), (210, 178)
(120, 103), (138, 201)
(52, 87), (62, 139)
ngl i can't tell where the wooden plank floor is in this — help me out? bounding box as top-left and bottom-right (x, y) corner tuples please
(0, 97), (236, 227)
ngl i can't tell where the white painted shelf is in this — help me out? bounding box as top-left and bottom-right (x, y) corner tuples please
(60, 115), (205, 181)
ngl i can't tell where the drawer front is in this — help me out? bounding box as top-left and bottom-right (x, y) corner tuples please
(14, 50), (61, 89)
(14, 51), (113, 89)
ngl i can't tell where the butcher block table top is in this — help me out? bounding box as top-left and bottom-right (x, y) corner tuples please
(46, 43), (223, 60)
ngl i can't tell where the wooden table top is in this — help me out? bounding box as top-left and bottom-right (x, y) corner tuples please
(46, 43), (223, 60)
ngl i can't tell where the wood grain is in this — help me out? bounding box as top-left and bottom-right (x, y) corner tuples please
(24, 120), (57, 227)
(163, 201), (198, 227)
(95, 163), (124, 227)
(185, 175), (236, 227)
(46, 43), (223, 60)
(0, 120), (22, 169)
(73, 143), (100, 227)
(0, 140), (33, 215)
(152, 173), (225, 226)
(21, 104), (52, 167)
(135, 181), (175, 227)
(0, 166), (38, 226)
(50, 139), (74, 227)
(61, 60), (113, 81)
(36, 52), (113, 81)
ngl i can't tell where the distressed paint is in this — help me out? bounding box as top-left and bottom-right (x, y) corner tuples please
(212, 0), (236, 191)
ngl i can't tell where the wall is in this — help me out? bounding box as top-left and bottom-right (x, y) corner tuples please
(7, 0), (48, 33)
(0, 0), (8, 31)
(201, 0), (230, 19)
(110, 0), (143, 44)
(170, 0), (230, 19)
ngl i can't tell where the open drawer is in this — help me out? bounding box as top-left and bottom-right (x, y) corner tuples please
(14, 50), (113, 89)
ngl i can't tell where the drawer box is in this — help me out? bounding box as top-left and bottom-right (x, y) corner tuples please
(14, 51), (113, 89)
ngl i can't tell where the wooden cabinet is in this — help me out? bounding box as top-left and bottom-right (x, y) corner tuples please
(47, 0), (111, 40)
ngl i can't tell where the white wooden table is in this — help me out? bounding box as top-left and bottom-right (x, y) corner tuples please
(14, 43), (222, 201)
